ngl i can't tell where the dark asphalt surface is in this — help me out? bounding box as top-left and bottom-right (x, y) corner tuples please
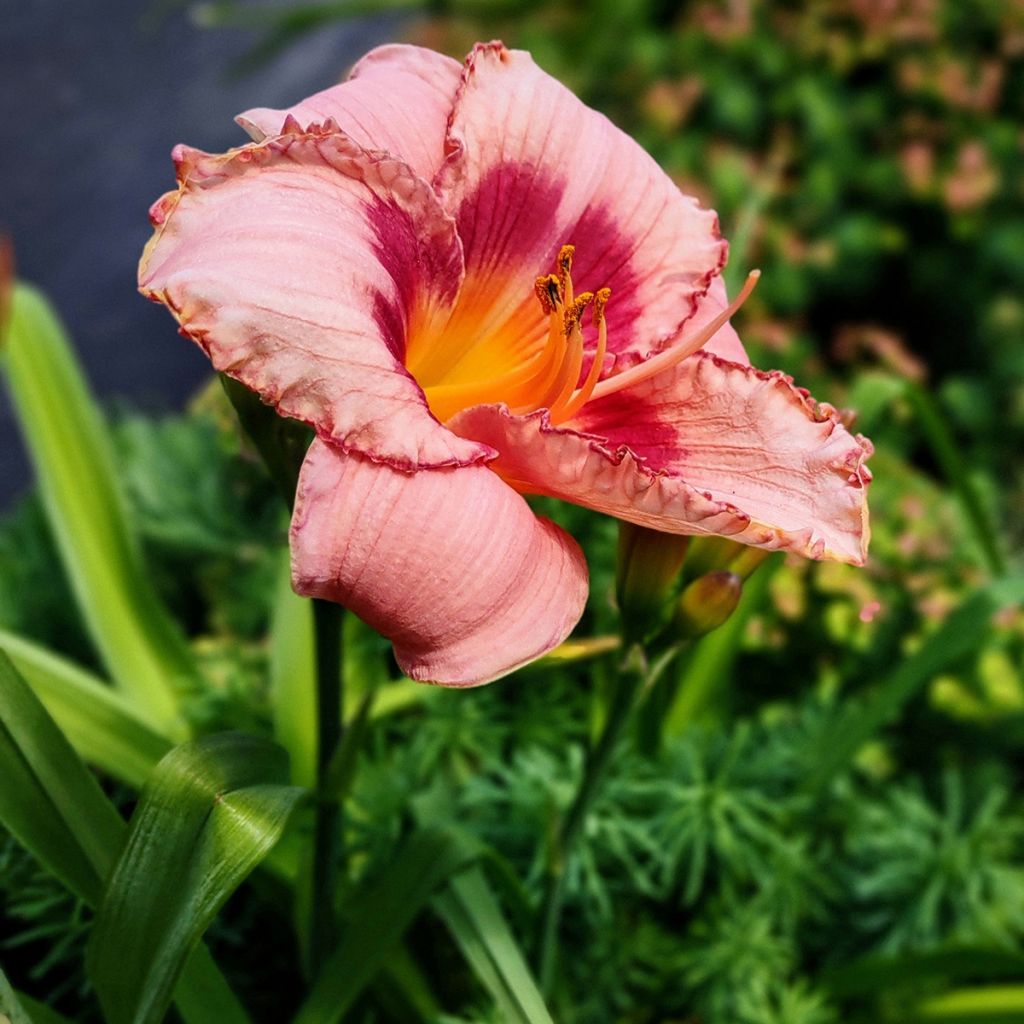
(1, 0), (398, 509)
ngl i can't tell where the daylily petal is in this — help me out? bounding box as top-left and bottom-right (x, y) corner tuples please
(449, 353), (872, 564)
(140, 129), (491, 469)
(237, 44), (462, 183)
(290, 439), (589, 686)
(411, 42), (727, 388)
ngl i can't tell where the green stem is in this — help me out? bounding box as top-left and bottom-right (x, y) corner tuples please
(309, 599), (343, 975)
(536, 667), (638, 997)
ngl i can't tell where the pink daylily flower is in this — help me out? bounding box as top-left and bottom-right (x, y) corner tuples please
(140, 42), (872, 687)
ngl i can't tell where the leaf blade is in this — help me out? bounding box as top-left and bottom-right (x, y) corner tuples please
(433, 866), (555, 1024)
(0, 652), (250, 1024)
(293, 827), (482, 1024)
(0, 630), (171, 788)
(2, 282), (195, 732)
(0, 649), (123, 902)
(86, 733), (305, 1024)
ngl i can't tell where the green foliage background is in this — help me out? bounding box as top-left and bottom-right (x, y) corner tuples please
(2, 1), (1023, 1022)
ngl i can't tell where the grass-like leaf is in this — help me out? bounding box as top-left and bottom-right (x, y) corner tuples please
(86, 733), (305, 1024)
(0, 629), (170, 788)
(433, 866), (555, 1024)
(293, 827), (482, 1024)
(0, 650), (251, 1024)
(0, 649), (122, 902)
(2, 283), (195, 733)
(909, 985), (1024, 1023)
(0, 966), (72, 1024)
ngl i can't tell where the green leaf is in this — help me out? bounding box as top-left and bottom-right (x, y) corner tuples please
(0, 649), (123, 902)
(0, 652), (250, 1024)
(0, 630), (171, 788)
(909, 985), (1024, 1023)
(824, 948), (1024, 998)
(804, 576), (1024, 798)
(433, 866), (555, 1024)
(269, 555), (317, 787)
(7, 994), (73, 1024)
(87, 733), (305, 1024)
(0, 967), (67, 1024)
(903, 381), (1006, 578)
(293, 827), (482, 1024)
(2, 283), (195, 733)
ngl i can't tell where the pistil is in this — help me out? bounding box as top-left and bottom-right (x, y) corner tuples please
(588, 270), (760, 402)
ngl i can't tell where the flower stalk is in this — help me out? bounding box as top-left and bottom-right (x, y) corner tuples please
(309, 597), (343, 975)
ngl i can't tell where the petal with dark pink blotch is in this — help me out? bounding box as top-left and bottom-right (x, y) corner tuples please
(237, 45), (462, 182)
(449, 353), (872, 564)
(414, 42), (727, 389)
(290, 440), (589, 686)
(140, 130), (490, 469)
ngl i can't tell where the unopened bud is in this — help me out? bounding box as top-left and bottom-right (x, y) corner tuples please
(674, 571), (743, 638)
(616, 522), (690, 643)
(683, 536), (771, 583)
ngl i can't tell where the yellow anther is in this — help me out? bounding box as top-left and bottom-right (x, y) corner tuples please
(563, 291), (594, 332)
(534, 275), (558, 315)
(558, 244), (575, 304)
(557, 244), (575, 276)
(593, 287), (611, 325)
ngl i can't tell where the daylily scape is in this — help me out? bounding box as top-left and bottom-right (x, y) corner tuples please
(140, 41), (872, 686)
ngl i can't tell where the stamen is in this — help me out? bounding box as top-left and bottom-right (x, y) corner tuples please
(534, 275), (558, 315)
(550, 287), (611, 423)
(557, 245), (575, 305)
(589, 270), (760, 402)
(544, 292), (594, 416)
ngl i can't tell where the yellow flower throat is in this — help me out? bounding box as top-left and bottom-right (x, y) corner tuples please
(414, 244), (758, 425)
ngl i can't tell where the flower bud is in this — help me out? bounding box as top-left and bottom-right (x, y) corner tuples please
(674, 570), (743, 639)
(683, 535), (771, 582)
(616, 522), (690, 643)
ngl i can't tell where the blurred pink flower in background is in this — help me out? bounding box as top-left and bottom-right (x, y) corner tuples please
(140, 41), (872, 686)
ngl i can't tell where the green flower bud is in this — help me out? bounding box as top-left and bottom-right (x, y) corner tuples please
(683, 535), (771, 582)
(674, 570), (743, 638)
(616, 522), (690, 643)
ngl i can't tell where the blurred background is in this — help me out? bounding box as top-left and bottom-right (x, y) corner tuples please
(2, 2), (1024, 1023)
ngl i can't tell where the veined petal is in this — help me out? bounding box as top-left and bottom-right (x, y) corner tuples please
(449, 353), (873, 565)
(416, 42), (727, 387)
(290, 440), (589, 686)
(141, 129), (491, 469)
(237, 44), (462, 182)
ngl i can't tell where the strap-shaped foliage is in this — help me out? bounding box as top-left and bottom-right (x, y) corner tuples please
(0, 649), (122, 901)
(87, 733), (305, 1024)
(1, 283), (196, 733)
(0, 965), (72, 1024)
(0, 651), (250, 1023)
(293, 828), (482, 1024)
(0, 629), (170, 788)
(433, 866), (555, 1024)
